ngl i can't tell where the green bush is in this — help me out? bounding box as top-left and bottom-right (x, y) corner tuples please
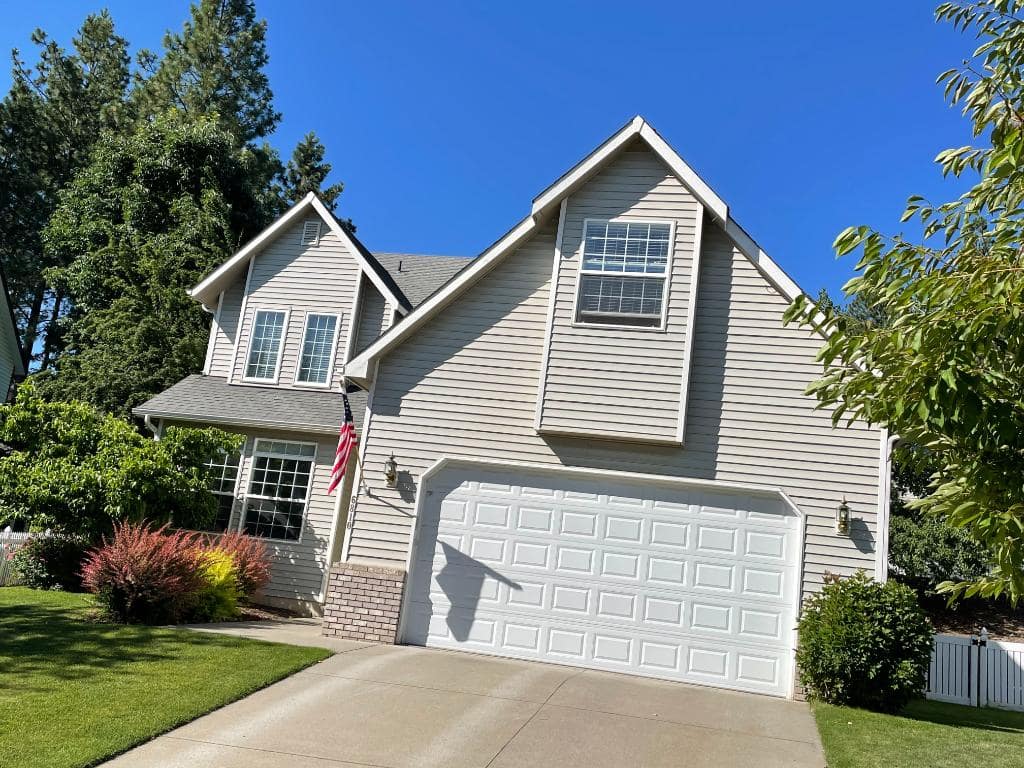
(889, 514), (990, 602)
(191, 549), (241, 622)
(797, 571), (934, 712)
(10, 535), (89, 591)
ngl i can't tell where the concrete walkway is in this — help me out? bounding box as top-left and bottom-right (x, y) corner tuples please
(107, 621), (825, 768)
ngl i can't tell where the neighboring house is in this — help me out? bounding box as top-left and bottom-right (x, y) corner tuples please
(0, 265), (26, 400)
(137, 117), (891, 699)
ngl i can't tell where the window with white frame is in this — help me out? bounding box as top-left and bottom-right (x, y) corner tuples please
(575, 220), (672, 328)
(204, 450), (241, 532)
(243, 440), (316, 541)
(296, 313), (339, 385)
(245, 309), (287, 380)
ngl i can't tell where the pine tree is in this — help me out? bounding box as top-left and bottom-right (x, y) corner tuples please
(0, 12), (130, 368)
(38, 113), (279, 416)
(132, 0), (280, 144)
(281, 131), (352, 229)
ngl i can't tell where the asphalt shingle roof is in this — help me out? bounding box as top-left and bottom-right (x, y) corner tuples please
(134, 375), (366, 434)
(372, 253), (472, 307)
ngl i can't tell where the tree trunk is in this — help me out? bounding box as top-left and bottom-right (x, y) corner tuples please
(39, 290), (64, 370)
(19, 284), (46, 370)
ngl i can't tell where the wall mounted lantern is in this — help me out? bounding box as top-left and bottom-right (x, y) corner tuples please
(384, 454), (398, 488)
(836, 497), (851, 535)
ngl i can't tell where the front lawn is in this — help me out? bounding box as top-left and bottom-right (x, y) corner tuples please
(0, 587), (330, 768)
(813, 698), (1024, 768)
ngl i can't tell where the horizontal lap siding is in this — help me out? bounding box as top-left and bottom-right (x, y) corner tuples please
(539, 143), (700, 440)
(233, 217), (361, 389)
(352, 279), (390, 357)
(350, 212), (882, 595)
(166, 420), (336, 604)
(208, 279), (244, 378)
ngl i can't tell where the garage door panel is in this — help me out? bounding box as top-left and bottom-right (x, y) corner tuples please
(410, 601), (790, 694)
(403, 466), (800, 697)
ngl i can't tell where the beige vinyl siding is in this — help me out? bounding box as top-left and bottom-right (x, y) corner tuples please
(539, 140), (702, 442)
(351, 278), (391, 357)
(207, 278), (245, 379)
(165, 421), (337, 606)
(232, 217), (361, 389)
(348, 214), (883, 596)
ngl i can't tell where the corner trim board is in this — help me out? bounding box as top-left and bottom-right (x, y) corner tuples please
(533, 197), (569, 430)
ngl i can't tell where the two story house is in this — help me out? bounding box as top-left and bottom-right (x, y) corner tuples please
(137, 117), (891, 699)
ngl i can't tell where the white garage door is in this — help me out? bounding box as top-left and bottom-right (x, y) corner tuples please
(402, 465), (802, 697)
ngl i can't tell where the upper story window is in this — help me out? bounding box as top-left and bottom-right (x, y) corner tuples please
(575, 220), (673, 328)
(296, 313), (339, 385)
(245, 309), (287, 381)
(243, 439), (316, 541)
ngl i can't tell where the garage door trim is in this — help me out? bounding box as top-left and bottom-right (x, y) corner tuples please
(396, 456), (806, 696)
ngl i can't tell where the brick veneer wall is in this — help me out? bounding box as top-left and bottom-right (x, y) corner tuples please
(322, 562), (407, 643)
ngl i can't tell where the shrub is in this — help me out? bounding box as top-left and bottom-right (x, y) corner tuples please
(796, 571), (934, 712)
(191, 549), (241, 622)
(888, 514), (990, 603)
(10, 535), (89, 590)
(207, 531), (270, 598)
(81, 523), (204, 624)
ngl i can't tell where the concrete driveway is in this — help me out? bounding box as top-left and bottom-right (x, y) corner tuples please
(106, 640), (825, 768)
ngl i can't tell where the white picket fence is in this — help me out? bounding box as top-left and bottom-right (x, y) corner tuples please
(0, 530), (31, 586)
(927, 631), (1024, 711)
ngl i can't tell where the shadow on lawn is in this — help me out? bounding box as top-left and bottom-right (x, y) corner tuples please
(0, 598), (238, 692)
(901, 699), (1024, 735)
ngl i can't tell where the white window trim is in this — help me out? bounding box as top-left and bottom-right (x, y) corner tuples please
(206, 444), (245, 532)
(294, 311), (342, 389)
(240, 438), (318, 544)
(569, 217), (676, 332)
(242, 307), (291, 384)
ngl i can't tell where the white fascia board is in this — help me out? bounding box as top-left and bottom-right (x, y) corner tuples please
(345, 214), (539, 381)
(530, 116), (729, 225)
(190, 193), (318, 306)
(530, 116), (644, 217)
(189, 192), (409, 317)
(307, 196), (410, 316)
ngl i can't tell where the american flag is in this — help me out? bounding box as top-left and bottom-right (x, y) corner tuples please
(327, 392), (358, 494)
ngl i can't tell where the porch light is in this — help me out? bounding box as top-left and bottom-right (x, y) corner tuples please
(836, 497), (850, 535)
(384, 454), (398, 488)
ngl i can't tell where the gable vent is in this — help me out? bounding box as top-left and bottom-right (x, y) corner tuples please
(301, 219), (321, 246)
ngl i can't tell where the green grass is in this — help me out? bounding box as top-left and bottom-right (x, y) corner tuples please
(813, 698), (1024, 768)
(0, 586), (331, 768)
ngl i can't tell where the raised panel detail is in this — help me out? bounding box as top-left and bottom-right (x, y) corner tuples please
(561, 512), (598, 536)
(691, 603), (731, 632)
(697, 526), (737, 554)
(650, 521), (688, 548)
(594, 635), (632, 663)
(694, 562), (734, 590)
(746, 531), (786, 559)
(552, 586), (590, 613)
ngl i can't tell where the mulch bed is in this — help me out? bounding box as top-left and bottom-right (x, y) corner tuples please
(927, 602), (1024, 642)
(236, 603), (301, 622)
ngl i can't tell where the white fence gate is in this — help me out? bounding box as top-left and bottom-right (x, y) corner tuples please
(927, 631), (1024, 711)
(0, 530), (31, 586)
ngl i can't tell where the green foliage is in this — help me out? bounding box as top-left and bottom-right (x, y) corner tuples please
(0, 384), (241, 538)
(10, 535), (89, 591)
(133, 0), (280, 144)
(797, 572), (934, 712)
(191, 549), (241, 621)
(0, 11), (131, 366)
(889, 514), (991, 600)
(785, 1), (1024, 602)
(282, 131), (350, 225)
(36, 111), (279, 415)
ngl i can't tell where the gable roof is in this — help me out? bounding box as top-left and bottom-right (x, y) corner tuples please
(189, 193), (413, 314)
(0, 264), (25, 378)
(344, 115), (810, 382)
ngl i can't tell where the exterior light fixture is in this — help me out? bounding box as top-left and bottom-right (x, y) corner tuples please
(836, 497), (850, 535)
(384, 454), (398, 488)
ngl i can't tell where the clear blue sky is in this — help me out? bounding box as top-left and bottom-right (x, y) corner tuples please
(0, 1), (974, 297)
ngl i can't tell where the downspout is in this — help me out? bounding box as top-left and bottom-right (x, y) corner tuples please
(876, 432), (899, 582)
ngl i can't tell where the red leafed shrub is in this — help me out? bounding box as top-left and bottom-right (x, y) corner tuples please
(204, 531), (271, 598)
(81, 523), (204, 624)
